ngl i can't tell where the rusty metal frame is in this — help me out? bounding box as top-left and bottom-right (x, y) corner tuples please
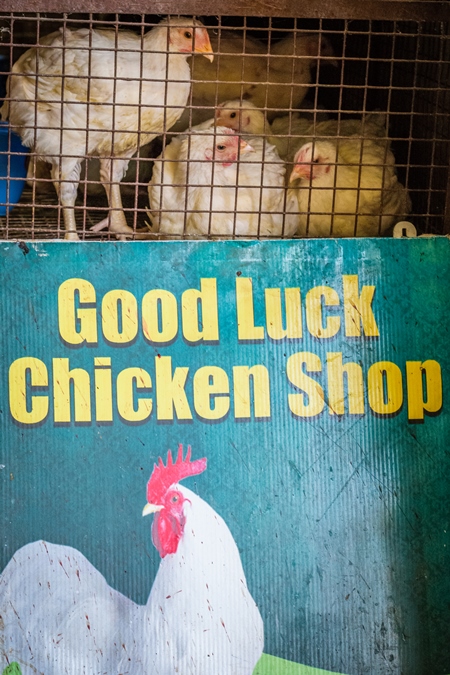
(1, 1), (450, 21)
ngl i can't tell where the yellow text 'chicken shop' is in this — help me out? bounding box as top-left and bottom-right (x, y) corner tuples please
(8, 273), (442, 426)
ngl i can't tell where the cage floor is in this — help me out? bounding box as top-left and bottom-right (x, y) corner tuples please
(0, 185), (151, 240)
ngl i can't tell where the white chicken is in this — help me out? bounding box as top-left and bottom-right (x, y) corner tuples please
(148, 125), (297, 237)
(0, 18), (213, 240)
(171, 30), (336, 130)
(0, 446), (264, 675)
(289, 136), (411, 237)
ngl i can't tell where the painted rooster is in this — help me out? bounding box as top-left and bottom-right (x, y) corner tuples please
(0, 446), (264, 675)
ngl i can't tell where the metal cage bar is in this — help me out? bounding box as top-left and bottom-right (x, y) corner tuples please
(0, 7), (449, 240)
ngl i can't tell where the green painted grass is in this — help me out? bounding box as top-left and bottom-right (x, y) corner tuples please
(7, 655), (449, 675)
(254, 654), (450, 675)
(2, 664), (22, 675)
(1, 659), (341, 675)
(1, 657), (337, 675)
(253, 653), (346, 675)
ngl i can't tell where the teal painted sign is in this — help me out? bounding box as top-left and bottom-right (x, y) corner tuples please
(0, 239), (449, 675)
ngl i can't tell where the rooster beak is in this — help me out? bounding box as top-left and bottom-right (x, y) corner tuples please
(240, 139), (254, 155)
(143, 503), (163, 517)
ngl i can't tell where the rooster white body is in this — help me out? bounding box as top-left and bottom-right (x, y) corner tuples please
(0, 18), (213, 240)
(122, 487), (264, 675)
(148, 124), (297, 237)
(0, 485), (263, 675)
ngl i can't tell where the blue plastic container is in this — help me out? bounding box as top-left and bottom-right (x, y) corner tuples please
(0, 121), (29, 216)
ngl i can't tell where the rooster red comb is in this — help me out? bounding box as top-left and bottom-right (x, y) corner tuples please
(147, 444), (207, 504)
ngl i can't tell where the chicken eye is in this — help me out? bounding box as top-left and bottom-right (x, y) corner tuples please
(217, 144), (226, 151)
(230, 112), (237, 119)
(184, 31), (192, 39)
(312, 158), (320, 163)
(171, 495), (179, 503)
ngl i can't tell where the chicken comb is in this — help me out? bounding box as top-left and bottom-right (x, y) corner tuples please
(147, 444), (207, 504)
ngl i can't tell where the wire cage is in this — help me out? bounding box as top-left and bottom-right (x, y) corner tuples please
(0, 1), (449, 240)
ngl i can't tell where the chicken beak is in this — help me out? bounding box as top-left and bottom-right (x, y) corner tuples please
(240, 139), (254, 155)
(142, 503), (163, 517)
(289, 166), (299, 182)
(195, 40), (214, 62)
(289, 164), (310, 182)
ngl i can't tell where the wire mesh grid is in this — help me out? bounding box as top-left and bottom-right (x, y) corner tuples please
(0, 12), (449, 240)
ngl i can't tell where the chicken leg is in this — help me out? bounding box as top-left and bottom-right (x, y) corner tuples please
(51, 158), (82, 241)
(98, 156), (135, 240)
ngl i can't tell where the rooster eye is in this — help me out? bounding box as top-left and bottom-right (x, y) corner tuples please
(184, 31), (192, 39)
(217, 144), (226, 151)
(312, 158), (320, 163)
(171, 495), (179, 503)
(230, 112), (236, 119)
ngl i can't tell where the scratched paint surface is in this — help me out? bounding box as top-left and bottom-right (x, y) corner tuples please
(0, 239), (449, 675)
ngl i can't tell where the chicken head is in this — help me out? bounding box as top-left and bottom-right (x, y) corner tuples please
(203, 132), (254, 167)
(168, 19), (214, 61)
(143, 445), (207, 558)
(290, 140), (335, 183)
(215, 100), (264, 135)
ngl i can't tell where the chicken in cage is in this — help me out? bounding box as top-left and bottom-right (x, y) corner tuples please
(0, 15), (215, 240)
(0, 10), (449, 240)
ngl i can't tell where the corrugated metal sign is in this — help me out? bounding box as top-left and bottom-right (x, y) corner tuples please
(0, 238), (449, 675)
